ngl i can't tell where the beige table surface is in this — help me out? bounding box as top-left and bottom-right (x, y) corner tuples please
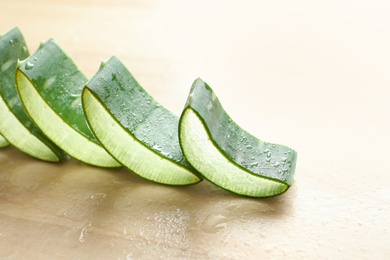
(1, 0), (389, 259)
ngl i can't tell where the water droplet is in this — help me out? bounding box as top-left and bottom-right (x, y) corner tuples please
(33, 57), (38, 61)
(43, 76), (56, 89)
(274, 161), (280, 167)
(152, 144), (161, 152)
(266, 158), (271, 162)
(9, 39), (14, 45)
(203, 214), (227, 233)
(1, 59), (14, 72)
(25, 61), (34, 70)
(7, 97), (18, 108)
(79, 227), (87, 242)
(267, 151), (272, 157)
(207, 101), (213, 110)
(214, 222), (227, 229)
(211, 92), (217, 102)
(250, 162), (258, 167)
(71, 96), (81, 109)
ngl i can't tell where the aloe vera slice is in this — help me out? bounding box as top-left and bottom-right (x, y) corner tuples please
(179, 78), (297, 197)
(16, 40), (120, 167)
(0, 134), (8, 148)
(82, 56), (201, 185)
(0, 28), (65, 161)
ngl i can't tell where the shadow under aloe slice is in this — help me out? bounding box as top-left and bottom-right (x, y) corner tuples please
(16, 39), (120, 167)
(82, 56), (201, 185)
(0, 27), (65, 161)
(179, 78), (297, 197)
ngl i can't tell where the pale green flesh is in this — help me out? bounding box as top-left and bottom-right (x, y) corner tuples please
(83, 88), (201, 185)
(0, 94), (60, 161)
(0, 134), (9, 148)
(180, 108), (288, 197)
(16, 70), (120, 167)
(0, 28), (64, 161)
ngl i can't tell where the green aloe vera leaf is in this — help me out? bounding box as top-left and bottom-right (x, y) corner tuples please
(0, 27), (65, 161)
(82, 56), (201, 185)
(16, 39), (120, 167)
(179, 78), (297, 197)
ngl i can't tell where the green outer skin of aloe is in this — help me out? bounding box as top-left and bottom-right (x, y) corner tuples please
(182, 78), (297, 185)
(84, 56), (196, 171)
(0, 28), (65, 159)
(17, 39), (98, 143)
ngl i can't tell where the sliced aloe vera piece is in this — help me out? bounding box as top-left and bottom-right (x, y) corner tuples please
(0, 28), (65, 161)
(179, 78), (297, 197)
(82, 56), (201, 185)
(16, 40), (120, 167)
(0, 134), (8, 148)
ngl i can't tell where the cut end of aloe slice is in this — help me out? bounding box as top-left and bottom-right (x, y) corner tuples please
(83, 88), (201, 185)
(180, 108), (289, 197)
(0, 27), (65, 162)
(16, 69), (119, 167)
(179, 78), (297, 197)
(82, 56), (201, 185)
(15, 41), (120, 167)
(0, 94), (63, 162)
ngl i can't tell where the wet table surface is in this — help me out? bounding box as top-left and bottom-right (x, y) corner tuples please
(1, 0), (389, 259)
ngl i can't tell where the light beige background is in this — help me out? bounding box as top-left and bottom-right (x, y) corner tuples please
(1, 0), (389, 259)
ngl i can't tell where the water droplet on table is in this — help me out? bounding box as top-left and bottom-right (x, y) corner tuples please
(79, 227), (87, 243)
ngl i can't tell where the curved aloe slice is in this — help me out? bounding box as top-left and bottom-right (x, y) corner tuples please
(179, 78), (297, 197)
(0, 28), (65, 161)
(0, 134), (8, 148)
(82, 56), (201, 185)
(16, 40), (120, 167)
